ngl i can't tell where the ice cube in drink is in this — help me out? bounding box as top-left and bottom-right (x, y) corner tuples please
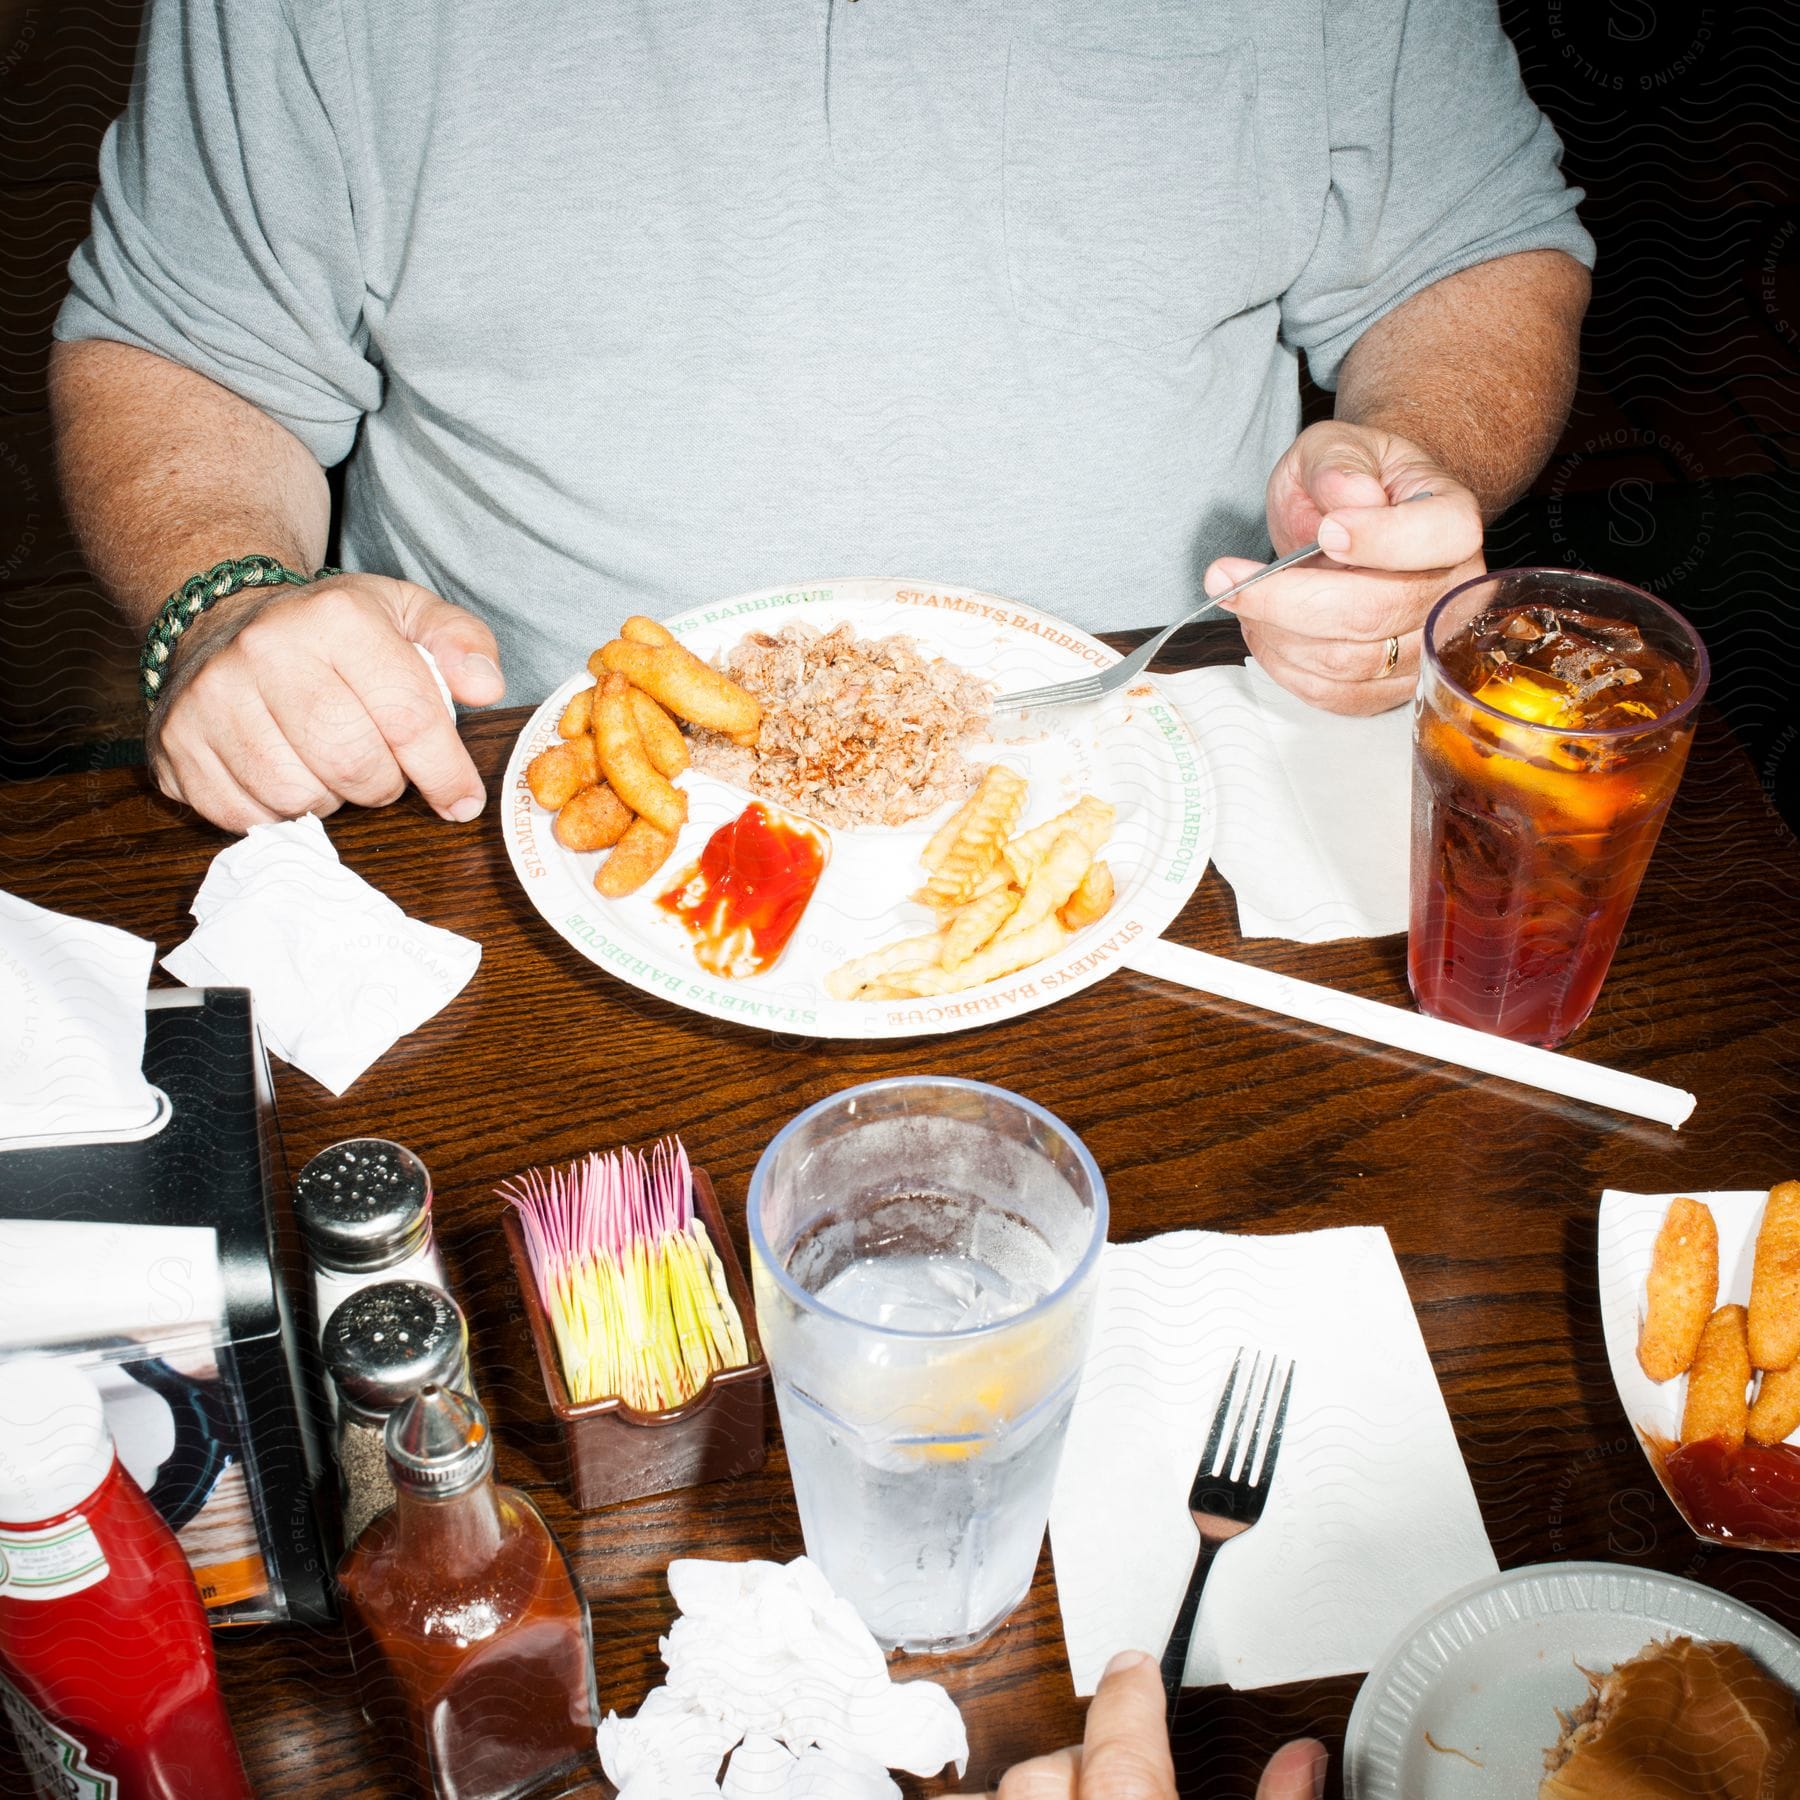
(1454, 604), (1689, 735)
(1409, 579), (1706, 1047)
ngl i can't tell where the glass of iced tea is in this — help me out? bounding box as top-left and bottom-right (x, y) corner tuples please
(1409, 568), (1709, 1048)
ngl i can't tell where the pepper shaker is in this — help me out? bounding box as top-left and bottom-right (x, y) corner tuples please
(323, 1281), (472, 1545)
(295, 1138), (454, 1343)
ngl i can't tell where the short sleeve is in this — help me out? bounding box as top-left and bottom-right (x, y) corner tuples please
(54, 0), (378, 465)
(1279, 0), (1595, 390)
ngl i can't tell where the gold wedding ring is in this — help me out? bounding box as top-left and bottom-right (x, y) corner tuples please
(1381, 635), (1401, 676)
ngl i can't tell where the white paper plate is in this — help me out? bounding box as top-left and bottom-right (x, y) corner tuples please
(1597, 1187), (1798, 1549)
(1344, 1560), (1800, 1799)
(501, 579), (1214, 1039)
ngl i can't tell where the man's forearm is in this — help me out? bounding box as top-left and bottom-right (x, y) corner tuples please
(49, 338), (331, 629)
(1332, 249), (1590, 520)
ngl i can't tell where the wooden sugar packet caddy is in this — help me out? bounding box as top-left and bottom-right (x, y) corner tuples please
(501, 1167), (768, 1511)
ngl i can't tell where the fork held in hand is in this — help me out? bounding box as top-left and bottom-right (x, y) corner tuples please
(1159, 1348), (1296, 1709)
(997, 491), (1433, 712)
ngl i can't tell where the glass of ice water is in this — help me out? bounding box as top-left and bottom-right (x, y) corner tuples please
(748, 1076), (1107, 1653)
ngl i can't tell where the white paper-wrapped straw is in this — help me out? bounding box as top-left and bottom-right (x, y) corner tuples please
(1124, 937), (1696, 1129)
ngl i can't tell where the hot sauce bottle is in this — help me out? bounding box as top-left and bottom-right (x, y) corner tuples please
(0, 1358), (254, 1800)
(337, 1386), (600, 1799)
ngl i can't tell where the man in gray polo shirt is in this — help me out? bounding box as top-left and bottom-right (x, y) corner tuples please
(52, 0), (1592, 832)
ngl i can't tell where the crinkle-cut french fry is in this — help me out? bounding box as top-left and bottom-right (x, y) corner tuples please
(1681, 1303), (1751, 1449)
(880, 915), (1068, 998)
(621, 615), (676, 648)
(923, 794), (977, 873)
(1059, 860), (1115, 931)
(1637, 1195), (1718, 1382)
(998, 831), (1090, 942)
(527, 740), (594, 810)
(917, 863), (1010, 913)
(1003, 795), (1116, 886)
(629, 686), (691, 779)
(1749, 1359), (1800, 1445)
(942, 885), (1022, 969)
(855, 977), (912, 1002)
(1749, 1181), (1800, 1371)
(919, 765), (1027, 908)
(595, 672), (687, 835)
(825, 931), (947, 1001)
(558, 686), (594, 738)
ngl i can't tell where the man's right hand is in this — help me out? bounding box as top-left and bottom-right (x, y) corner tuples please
(148, 570), (506, 833)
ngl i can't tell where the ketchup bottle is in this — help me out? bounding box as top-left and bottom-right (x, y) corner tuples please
(0, 1358), (254, 1799)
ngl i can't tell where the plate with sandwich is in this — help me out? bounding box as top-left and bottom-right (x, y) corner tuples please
(1343, 1561), (1800, 1799)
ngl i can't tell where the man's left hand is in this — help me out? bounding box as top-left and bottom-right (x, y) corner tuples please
(1205, 419), (1485, 715)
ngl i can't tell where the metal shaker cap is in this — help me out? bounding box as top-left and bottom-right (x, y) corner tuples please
(294, 1138), (434, 1273)
(323, 1281), (469, 1426)
(385, 1386), (493, 1499)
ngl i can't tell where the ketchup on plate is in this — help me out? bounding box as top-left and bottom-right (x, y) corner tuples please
(0, 1359), (254, 1800)
(658, 802), (829, 978)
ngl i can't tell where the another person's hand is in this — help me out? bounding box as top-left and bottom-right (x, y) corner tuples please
(1205, 419), (1485, 716)
(147, 570), (506, 833)
(978, 1649), (1328, 1799)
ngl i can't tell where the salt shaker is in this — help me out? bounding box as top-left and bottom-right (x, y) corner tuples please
(323, 1281), (472, 1545)
(294, 1138), (453, 1341)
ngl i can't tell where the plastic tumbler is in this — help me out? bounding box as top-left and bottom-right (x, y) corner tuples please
(748, 1077), (1107, 1652)
(1409, 567), (1708, 1047)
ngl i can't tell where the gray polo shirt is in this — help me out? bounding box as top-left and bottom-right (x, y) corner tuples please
(58, 0), (1592, 703)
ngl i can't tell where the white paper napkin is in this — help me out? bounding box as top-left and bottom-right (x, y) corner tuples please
(161, 815), (480, 1096)
(597, 1556), (967, 1800)
(0, 890), (164, 1146)
(414, 641), (458, 718)
(1157, 659), (1411, 942)
(0, 1221), (224, 1350)
(1049, 1227), (1497, 1694)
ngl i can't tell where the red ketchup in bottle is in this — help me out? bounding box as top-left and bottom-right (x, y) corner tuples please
(0, 1359), (254, 1799)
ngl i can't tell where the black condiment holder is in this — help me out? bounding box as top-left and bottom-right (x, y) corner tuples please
(501, 1168), (768, 1510)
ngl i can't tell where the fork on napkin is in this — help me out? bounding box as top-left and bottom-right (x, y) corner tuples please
(1159, 1349), (1296, 1707)
(1049, 1226), (1496, 1693)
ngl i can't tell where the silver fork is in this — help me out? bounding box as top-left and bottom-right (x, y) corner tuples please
(1159, 1348), (1297, 1709)
(997, 491), (1432, 712)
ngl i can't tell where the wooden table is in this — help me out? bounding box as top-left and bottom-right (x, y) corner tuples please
(3, 626), (1798, 1799)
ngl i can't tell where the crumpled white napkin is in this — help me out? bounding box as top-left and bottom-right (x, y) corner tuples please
(597, 1557), (967, 1800)
(0, 889), (163, 1145)
(161, 815), (480, 1095)
(1157, 658), (1412, 941)
(1049, 1227), (1497, 1693)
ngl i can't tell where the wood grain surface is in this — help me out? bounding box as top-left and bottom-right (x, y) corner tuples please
(2, 624), (1798, 1799)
